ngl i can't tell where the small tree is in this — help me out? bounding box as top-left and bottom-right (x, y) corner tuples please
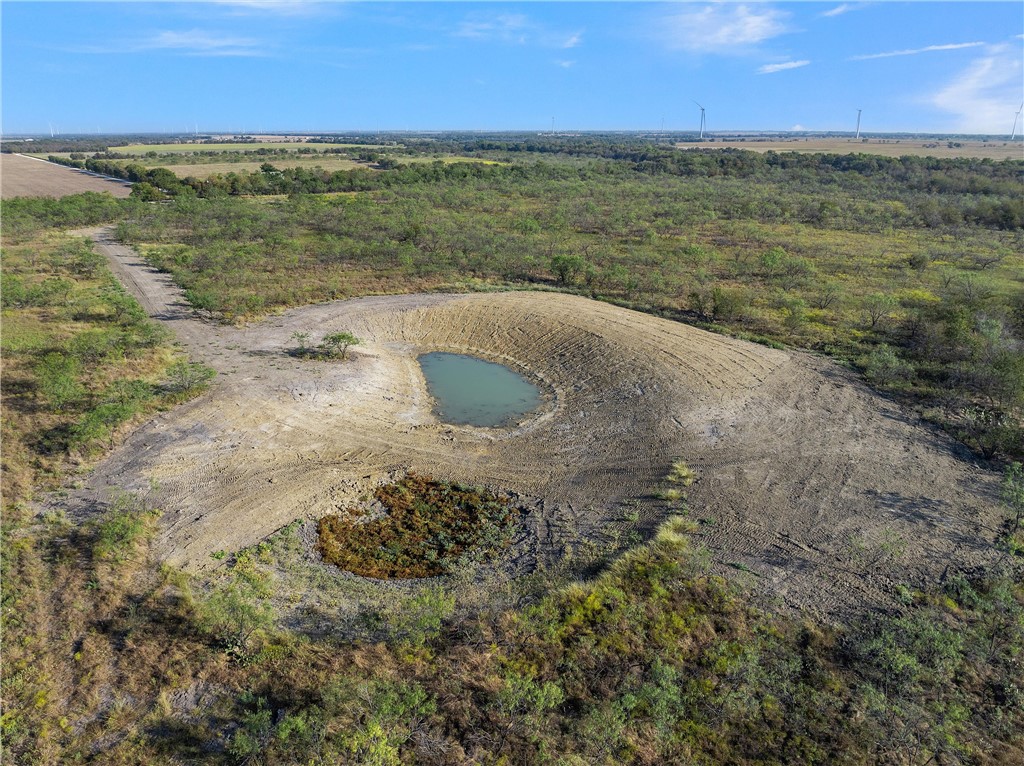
(167, 359), (216, 393)
(550, 253), (586, 285)
(759, 246), (786, 278)
(864, 292), (897, 329)
(319, 331), (360, 360)
(197, 582), (274, 652)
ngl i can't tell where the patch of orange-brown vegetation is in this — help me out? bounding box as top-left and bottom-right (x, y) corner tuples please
(317, 474), (515, 578)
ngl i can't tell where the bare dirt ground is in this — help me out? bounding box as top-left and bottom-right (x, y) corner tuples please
(1, 153), (132, 199)
(679, 138), (1024, 160)
(65, 227), (1006, 619)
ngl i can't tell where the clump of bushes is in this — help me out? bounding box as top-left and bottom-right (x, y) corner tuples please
(317, 473), (515, 578)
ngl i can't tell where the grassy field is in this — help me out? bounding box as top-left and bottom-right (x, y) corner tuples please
(398, 155), (505, 165)
(150, 156), (366, 179)
(683, 137), (1024, 159)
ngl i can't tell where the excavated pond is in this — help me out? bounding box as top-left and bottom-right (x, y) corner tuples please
(70, 234), (1009, 617)
(418, 352), (542, 427)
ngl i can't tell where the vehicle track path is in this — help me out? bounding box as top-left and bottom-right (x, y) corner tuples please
(69, 227), (1006, 618)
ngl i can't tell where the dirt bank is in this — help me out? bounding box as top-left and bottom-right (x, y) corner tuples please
(69, 228), (1006, 618)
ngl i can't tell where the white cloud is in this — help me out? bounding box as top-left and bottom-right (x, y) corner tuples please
(852, 42), (985, 60)
(210, 0), (323, 15)
(145, 30), (265, 56)
(791, 124), (806, 131)
(456, 13), (530, 43)
(758, 59), (810, 74)
(454, 13), (582, 49)
(822, 4), (855, 18)
(554, 59), (575, 69)
(70, 29), (267, 57)
(931, 44), (1024, 133)
(661, 4), (788, 54)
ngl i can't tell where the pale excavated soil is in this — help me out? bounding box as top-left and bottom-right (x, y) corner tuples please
(68, 227), (1005, 618)
(1, 153), (132, 199)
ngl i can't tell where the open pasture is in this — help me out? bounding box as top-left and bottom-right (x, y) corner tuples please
(155, 156), (366, 179)
(681, 137), (1023, 159)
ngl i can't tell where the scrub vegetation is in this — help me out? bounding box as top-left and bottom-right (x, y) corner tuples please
(2, 137), (1023, 764)
(0, 196), (211, 497)
(111, 140), (1023, 459)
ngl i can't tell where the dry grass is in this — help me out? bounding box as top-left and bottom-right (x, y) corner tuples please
(680, 138), (1024, 160)
(132, 155), (499, 180)
(158, 156), (365, 179)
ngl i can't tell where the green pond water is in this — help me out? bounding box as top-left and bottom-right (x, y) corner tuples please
(418, 352), (542, 428)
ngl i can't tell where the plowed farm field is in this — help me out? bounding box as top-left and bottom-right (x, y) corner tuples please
(1, 153), (132, 198)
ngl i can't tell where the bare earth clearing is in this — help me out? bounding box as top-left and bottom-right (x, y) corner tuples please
(679, 138), (1024, 160)
(67, 228), (1005, 619)
(1, 153), (132, 198)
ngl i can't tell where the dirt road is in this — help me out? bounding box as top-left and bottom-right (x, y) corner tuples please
(71, 227), (1006, 618)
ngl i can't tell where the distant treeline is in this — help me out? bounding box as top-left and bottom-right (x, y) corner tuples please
(49, 148), (1024, 230)
(3, 139), (128, 154)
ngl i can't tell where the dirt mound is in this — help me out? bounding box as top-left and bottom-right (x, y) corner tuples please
(73, 230), (1006, 618)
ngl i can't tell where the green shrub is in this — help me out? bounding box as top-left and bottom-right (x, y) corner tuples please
(92, 493), (157, 563)
(196, 582), (274, 651)
(861, 343), (912, 385)
(70, 401), (138, 452)
(318, 331), (361, 360)
(385, 586), (455, 646)
(165, 359), (216, 394)
(35, 352), (83, 411)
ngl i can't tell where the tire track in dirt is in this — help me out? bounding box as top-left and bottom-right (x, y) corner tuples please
(66, 227), (1007, 619)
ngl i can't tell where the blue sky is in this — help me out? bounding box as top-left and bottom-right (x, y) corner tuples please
(3, 1), (1022, 135)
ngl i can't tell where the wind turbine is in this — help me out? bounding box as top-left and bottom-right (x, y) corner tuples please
(1011, 103), (1024, 141)
(693, 101), (706, 140)
(855, 109), (862, 139)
